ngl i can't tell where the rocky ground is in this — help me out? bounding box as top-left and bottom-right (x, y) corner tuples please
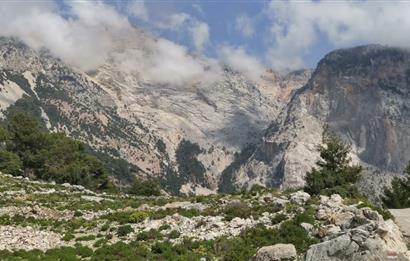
(0, 173), (409, 260)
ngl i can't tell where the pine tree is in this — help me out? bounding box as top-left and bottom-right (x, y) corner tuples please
(304, 131), (362, 197)
(382, 164), (410, 208)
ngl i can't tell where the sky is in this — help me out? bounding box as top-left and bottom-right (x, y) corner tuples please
(2, 0), (410, 83)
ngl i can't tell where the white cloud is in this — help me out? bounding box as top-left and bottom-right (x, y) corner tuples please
(0, 1), (221, 87)
(266, 0), (410, 72)
(0, 1), (132, 71)
(218, 45), (265, 81)
(127, 0), (149, 21)
(114, 38), (222, 86)
(156, 13), (191, 30)
(190, 21), (210, 52)
(235, 14), (254, 38)
(153, 12), (210, 52)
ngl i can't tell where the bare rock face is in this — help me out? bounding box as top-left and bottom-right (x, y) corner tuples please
(0, 33), (310, 194)
(252, 244), (297, 261)
(231, 45), (410, 199)
(90, 33), (310, 192)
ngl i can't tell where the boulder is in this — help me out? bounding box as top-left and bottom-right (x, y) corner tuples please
(253, 244), (297, 261)
(290, 191), (311, 205)
(301, 222), (314, 233)
(305, 234), (358, 261)
(362, 208), (382, 221)
(318, 224), (341, 238)
(271, 197), (289, 209)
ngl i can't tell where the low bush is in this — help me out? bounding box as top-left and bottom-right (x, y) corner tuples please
(117, 225), (134, 237)
(223, 201), (252, 221)
(271, 213), (287, 225)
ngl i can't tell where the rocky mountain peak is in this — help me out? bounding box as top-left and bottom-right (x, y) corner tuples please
(230, 44), (410, 201)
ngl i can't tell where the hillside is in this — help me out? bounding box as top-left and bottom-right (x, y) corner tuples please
(0, 35), (309, 195)
(229, 45), (410, 201)
(0, 173), (408, 260)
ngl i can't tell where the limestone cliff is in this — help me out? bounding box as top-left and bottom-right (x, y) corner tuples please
(231, 45), (410, 200)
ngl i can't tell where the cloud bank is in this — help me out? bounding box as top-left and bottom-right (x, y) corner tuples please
(0, 1), (131, 71)
(266, 1), (410, 71)
(0, 1), (221, 86)
(218, 45), (265, 81)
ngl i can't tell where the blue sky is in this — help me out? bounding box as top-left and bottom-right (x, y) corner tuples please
(112, 0), (410, 72)
(122, 0), (301, 67)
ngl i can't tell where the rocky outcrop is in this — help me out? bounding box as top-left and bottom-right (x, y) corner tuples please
(233, 45), (410, 199)
(253, 244), (297, 261)
(306, 194), (410, 260)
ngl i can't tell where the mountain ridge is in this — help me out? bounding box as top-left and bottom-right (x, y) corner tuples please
(0, 35), (310, 194)
(229, 44), (410, 201)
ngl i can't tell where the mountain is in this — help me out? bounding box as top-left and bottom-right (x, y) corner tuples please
(230, 45), (410, 200)
(0, 33), (310, 194)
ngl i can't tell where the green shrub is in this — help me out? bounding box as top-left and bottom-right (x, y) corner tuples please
(223, 201), (252, 221)
(74, 210), (83, 217)
(117, 225), (134, 237)
(294, 207), (315, 225)
(129, 179), (161, 196)
(62, 233), (75, 241)
(271, 213), (287, 225)
(75, 235), (96, 241)
(129, 211), (149, 223)
(75, 245), (93, 258)
(137, 229), (163, 241)
(100, 222), (110, 231)
(158, 224), (171, 231)
(167, 230), (181, 239)
(103, 211), (148, 224)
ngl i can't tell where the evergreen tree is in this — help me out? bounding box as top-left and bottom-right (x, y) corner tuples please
(0, 112), (111, 190)
(129, 179), (161, 196)
(304, 131), (362, 197)
(0, 150), (22, 175)
(382, 164), (410, 208)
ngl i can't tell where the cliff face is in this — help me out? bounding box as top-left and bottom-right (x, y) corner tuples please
(231, 45), (410, 198)
(0, 34), (310, 194)
(90, 34), (310, 192)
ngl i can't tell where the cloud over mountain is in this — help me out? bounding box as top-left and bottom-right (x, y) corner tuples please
(266, 1), (410, 71)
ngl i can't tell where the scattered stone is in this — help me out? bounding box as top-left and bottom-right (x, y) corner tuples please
(0, 206), (73, 220)
(362, 208), (381, 221)
(289, 191), (311, 205)
(163, 201), (207, 211)
(318, 224), (341, 238)
(271, 197), (289, 209)
(300, 222), (314, 233)
(253, 244), (297, 261)
(0, 225), (63, 251)
(81, 195), (112, 202)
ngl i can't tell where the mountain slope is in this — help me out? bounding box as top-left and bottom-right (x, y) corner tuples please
(0, 34), (310, 194)
(231, 45), (410, 199)
(0, 37), (161, 183)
